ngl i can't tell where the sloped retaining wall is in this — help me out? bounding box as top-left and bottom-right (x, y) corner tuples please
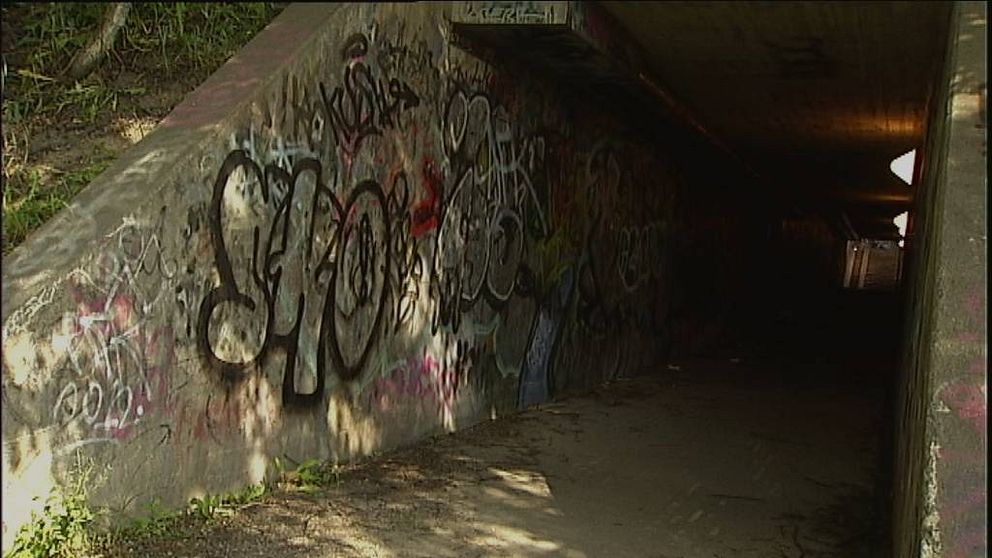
(1, 2), (763, 548)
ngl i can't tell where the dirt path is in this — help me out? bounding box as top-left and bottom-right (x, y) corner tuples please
(100, 358), (886, 558)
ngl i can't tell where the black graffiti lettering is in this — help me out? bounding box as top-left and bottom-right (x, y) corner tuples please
(197, 150), (272, 384)
(192, 32), (678, 419)
(322, 34), (421, 155)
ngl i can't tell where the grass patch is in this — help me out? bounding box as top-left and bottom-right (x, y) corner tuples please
(1, 2), (283, 253)
(2, 147), (113, 249)
(2, 2), (281, 125)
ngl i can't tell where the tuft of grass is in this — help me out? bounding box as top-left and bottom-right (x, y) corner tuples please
(5, 459), (100, 558)
(188, 482), (268, 520)
(91, 481), (271, 553)
(126, 499), (183, 540)
(229, 481), (268, 505)
(188, 494), (227, 521)
(281, 458), (342, 494)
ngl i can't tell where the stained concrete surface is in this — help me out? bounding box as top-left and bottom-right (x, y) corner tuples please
(105, 355), (887, 558)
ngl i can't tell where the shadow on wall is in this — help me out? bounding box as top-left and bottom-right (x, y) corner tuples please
(1, 2), (765, 544)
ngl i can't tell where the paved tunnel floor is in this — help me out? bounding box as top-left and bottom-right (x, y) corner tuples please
(103, 358), (887, 558)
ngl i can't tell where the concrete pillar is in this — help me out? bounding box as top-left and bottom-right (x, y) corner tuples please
(893, 2), (987, 557)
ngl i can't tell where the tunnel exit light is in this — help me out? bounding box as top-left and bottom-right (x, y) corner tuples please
(893, 211), (908, 247)
(890, 149), (916, 185)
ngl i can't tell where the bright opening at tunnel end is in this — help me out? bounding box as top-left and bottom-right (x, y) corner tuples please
(890, 149), (916, 185)
(894, 211), (908, 248)
(890, 150), (915, 247)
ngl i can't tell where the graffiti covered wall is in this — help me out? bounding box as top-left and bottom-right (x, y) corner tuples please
(1, 3), (762, 546)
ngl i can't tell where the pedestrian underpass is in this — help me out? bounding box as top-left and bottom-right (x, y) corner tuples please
(1, 2), (985, 557)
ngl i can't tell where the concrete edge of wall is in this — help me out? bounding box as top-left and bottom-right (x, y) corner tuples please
(1, 3), (343, 324)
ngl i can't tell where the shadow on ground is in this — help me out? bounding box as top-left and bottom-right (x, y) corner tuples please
(97, 351), (888, 558)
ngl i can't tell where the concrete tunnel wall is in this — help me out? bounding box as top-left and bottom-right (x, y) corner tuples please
(1, 2), (775, 547)
(892, 2), (987, 557)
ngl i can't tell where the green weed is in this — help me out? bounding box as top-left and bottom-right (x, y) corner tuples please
(228, 482), (268, 506)
(5, 460), (99, 558)
(188, 494), (226, 520)
(286, 458), (341, 493)
(3, 456), (275, 556)
(188, 482), (268, 520)
(122, 3), (280, 75)
(127, 499), (182, 539)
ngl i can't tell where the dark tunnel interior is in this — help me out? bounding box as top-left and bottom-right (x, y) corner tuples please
(449, 2), (962, 556)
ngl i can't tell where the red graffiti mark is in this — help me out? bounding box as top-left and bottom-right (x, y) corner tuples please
(583, 7), (612, 45)
(111, 295), (133, 330)
(411, 157), (442, 237)
(131, 328), (178, 419)
(186, 395), (243, 443)
(193, 408), (207, 441)
(169, 386), (245, 444)
(61, 277), (179, 442)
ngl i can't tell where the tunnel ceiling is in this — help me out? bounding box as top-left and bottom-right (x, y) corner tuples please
(600, 1), (952, 239)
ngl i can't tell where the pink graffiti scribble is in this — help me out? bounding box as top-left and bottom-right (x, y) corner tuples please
(956, 285), (986, 344)
(100, 327), (176, 441)
(955, 331), (982, 343)
(939, 448), (985, 464)
(965, 286), (984, 318)
(945, 527), (987, 558)
(58, 277), (179, 443)
(941, 381), (987, 440)
(970, 358), (986, 376)
(71, 291), (135, 338)
(370, 354), (460, 413)
(941, 487), (986, 520)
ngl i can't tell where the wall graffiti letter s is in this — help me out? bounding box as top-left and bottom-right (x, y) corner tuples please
(197, 150), (273, 384)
